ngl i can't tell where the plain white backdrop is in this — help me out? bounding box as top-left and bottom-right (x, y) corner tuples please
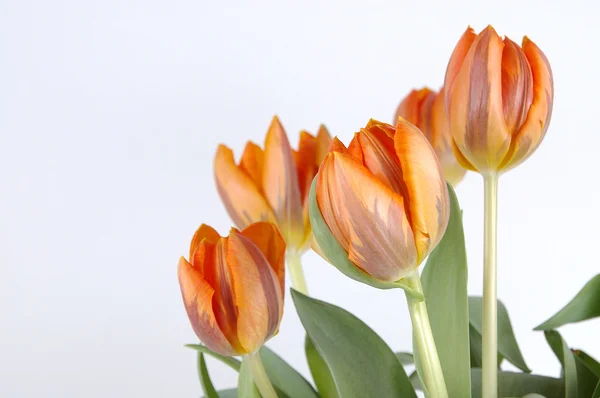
(1, 0), (599, 396)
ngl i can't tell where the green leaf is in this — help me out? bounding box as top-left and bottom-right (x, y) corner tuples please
(593, 381), (600, 398)
(535, 274), (600, 330)
(469, 324), (504, 368)
(420, 184), (471, 398)
(470, 369), (564, 398)
(395, 352), (414, 366)
(469, 297), (531, 372)
(573, 350), (600, 377)
(260, 345), (318, 398)
(305, 336), (339, 398)
(543, 331), (579, 398)
(185, 344), (241, 372)
(203, 389), (238, 398)
(307, 179), (423, 300)
(291, 289), (417, 398)
(238, 358), (260, 398)
(198, 353), (219, 398)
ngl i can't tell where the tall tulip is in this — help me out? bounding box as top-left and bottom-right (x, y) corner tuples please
(312, 118), (450, 397)
(444, 25), (553, 398)
(214, 116), (331, 294)
(178, 222), (285, 398)
(395, 87), (467, 186)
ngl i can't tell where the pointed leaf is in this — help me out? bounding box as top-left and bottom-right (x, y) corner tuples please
(308, 179), (423, 299)
(395, 352), (415, 366)
(573, 350), (600, 377)
(260, 346), (318, 398)
(420, 184), (471, 397)
(198, 353), (219, 398)
(470, 369), (563, 398)
(469, 297), (530, 372)
(291, 289), (417, 398)
(535, 274), (600, 330)
(305, 336), (339, 398)
(186, 344), (241, 372)
(543, 331), (578, 398)
(203, 389), (238, 398)
(238, 359), (260, 398)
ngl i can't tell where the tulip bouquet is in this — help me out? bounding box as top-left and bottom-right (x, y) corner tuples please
(178, 26), (600, 398)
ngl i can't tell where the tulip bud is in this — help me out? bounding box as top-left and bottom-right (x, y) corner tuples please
(313, 118), (450, 283)
(214, 117), (331, 252)
(395, 87), (467, 186)
(178, 222), (286, 356)
(444, 26), (554, 174)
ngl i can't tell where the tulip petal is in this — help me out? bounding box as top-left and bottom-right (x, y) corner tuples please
(178, 256), (238, 356)
(446, 26), (511, 172)
(501, 38), (534, 135)
(294, 131), (318, 205)
(202, 238), (243, 352)
(239, 142), (265, 190)
(240, 222), (286, 294)
(352, 127), (406, 195)
(445, 26), (477, 104)
(262, 116), (305, 248)
(430, 91), (468, 186)
(190, 224), (221, 260)
(315, 125), (332, 165)
(228, 231), (284, 352)
(499, 37), (554, 170)
(317, 152), (417, 281)
(365, 119), (396, 138)
(394, 118), (450, 263)
(214, 145), (277, 229)
(395, 88), (435, 135)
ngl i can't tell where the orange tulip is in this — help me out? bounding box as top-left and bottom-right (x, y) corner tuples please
(215, 116), (331, 253)
(178, 222), (285, 356)
(315, 118), (450, 282)
(444, 26), (554, 174)
(395, 87), (467, 186)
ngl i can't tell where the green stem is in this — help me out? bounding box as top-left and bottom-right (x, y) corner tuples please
(482, 173), (499, 398)
(405, 272), (448, 398)
(287, 251), (308, 295)
(245, 351), (277, 398)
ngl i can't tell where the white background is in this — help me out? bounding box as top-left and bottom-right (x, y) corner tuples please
(1, 0), (599, 396)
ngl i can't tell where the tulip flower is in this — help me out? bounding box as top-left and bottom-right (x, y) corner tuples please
(395, 87), (467, 186)
(312, 118), (450, 397)
(178, 222), (284, 398)
(444, 26), (553, 174)
(316, 118), (450, 282)
(214, 116), (331, 293)
(444, 25), (554, 398)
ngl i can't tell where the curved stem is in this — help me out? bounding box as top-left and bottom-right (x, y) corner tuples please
(482, 173), (499, 398)
(245, 351), (277, 398)
(287, 251), (308, 295)
(405, 272), (448, 398)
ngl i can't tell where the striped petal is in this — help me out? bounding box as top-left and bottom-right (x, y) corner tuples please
(315, 125), (332, 165)
(228, 231), (284, 352)
(445, 26), (477, 105)
(240, 222), (286, 294)
(317, 151), (417, 281)
(294, 131), (318, 205)
(430, 90), (467, 186)
(351, 126), (406, 194)
(500, 36), (554, 170)
(262, 116), (305, 249)
(190, 224), (220, 261)
(239, 142), (265, 190)
(394, 88), (435, 134)
(446, 25), (511, 173)
(214, 145), (277, 229)
(178, 256), (238, 356)
(501, 38), (534, 135)
(394, 118), (450, 263)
